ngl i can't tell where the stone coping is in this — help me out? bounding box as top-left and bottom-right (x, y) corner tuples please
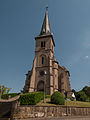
(0, 95), (20, 103)
(20, 105), (90, 108)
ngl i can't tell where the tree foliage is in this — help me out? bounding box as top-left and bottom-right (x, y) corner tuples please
(0, 85), (11, 95)
(73, 86), (90, 102)
(82, 86), (90, 97)
(76, 91), (87, 101)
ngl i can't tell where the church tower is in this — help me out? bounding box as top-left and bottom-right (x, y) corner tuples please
(24, 7), (71, 96)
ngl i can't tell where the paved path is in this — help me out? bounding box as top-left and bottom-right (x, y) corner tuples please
(1, 116), (89, 120)
(47, 116), (90, 120)
(14, 116), (90, 120)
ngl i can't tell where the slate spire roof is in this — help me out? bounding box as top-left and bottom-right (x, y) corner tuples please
(40, 6), (51, 35)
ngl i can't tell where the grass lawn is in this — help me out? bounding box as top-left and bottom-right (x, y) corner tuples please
(37, 98), (90, 107)
(67, 100), (90, 107)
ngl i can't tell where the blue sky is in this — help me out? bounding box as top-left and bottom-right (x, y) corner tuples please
(0, 0), (90, 93)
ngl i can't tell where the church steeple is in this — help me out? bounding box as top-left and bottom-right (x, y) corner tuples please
(35, 6), (55, 47)
(40, 6), (51, 36)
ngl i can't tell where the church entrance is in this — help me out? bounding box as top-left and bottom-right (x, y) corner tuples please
(37, 81), (44, 91)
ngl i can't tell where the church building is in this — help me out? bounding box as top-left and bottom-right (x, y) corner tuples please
(23, 8), (71, 96)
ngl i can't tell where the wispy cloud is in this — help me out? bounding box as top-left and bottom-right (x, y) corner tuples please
(84, 56), (89, 59)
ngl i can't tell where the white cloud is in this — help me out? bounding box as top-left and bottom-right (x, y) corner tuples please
(84, 56), (89, 59)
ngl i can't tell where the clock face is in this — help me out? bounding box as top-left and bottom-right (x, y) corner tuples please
(40, 71), (44, 76)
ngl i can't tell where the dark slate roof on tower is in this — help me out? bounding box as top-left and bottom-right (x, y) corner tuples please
(35, 6), (55, 46)
(40, 6), (51, 35)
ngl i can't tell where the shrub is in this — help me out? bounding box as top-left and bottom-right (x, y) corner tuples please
(45, 95), (51, 98)
(20, 92), (44, 105)
(1, 93), (19, 99)
(51, 91), (65, 105)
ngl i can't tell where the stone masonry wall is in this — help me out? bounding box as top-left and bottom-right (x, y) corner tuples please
(12, 105), (90, 120)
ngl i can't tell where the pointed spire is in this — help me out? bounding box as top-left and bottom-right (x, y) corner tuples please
(40, 5), (51, 35)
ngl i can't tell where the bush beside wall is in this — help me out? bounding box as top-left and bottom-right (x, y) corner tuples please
(51, 91), (65, 105)
(20, 92), (44, 105)
(1, 93), (19, 99)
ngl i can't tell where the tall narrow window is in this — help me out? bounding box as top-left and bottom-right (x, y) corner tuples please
(44, 41), (45, 47)
(42, 57), (44, 64)
(41, 42), (43, 47)
(41, 41), (45, 47)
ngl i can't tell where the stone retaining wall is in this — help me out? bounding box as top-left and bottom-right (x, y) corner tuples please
(12, 105), (90, 120)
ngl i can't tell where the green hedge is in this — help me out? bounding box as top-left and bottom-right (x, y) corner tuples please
(45, 95), (51, 98)
(51, 91), (65, 105)
(20, 92), (44, 105)
(1, 93), (19, 99)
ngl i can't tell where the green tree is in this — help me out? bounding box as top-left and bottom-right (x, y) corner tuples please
(2, 85), (7, 94)
(72, 86), (90, 102)
(76, 91), (87, 102)
(0, 85), (11, 95)
(82, 86), (90, 97)
(6, 87), (11, 94)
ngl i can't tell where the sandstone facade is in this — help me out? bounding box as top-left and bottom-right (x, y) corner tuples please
(23, 9), (71, 96)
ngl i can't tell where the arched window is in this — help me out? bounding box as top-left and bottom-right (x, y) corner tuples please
(41, 42), (43, 47)
(42, 57), (44, 64)
(40, 54), (46, 66)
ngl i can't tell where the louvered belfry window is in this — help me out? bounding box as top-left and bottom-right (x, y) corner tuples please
(41, 41), (45, 47)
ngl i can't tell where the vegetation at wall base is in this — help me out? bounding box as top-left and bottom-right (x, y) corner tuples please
(1, 93), (19, 99)
(51, 91), (65, 105)
(20, 92), (44, 105)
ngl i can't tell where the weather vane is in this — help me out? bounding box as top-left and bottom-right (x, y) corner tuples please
(46, 5), (48, 11)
